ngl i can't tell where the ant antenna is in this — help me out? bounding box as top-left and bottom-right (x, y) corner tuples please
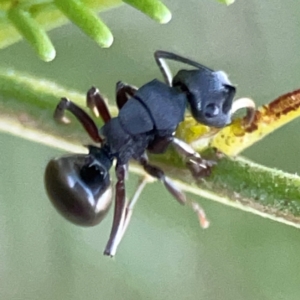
(154, 50), (214, 86)
(231, 97), (256, 126)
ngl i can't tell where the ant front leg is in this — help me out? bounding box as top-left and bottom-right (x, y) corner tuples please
(115, 81), (138, 109)
(54, 97), (102, 144)
(139, 153), (209, 229)
(171, 137), (215, 178)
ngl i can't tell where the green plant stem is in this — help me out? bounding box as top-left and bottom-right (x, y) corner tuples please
(1, 69), (300, 228)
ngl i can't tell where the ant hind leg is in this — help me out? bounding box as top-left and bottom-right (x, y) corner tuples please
(54, 97), (102, 144)
(104, 164), (152, 257)
(104, 163), (127, 257)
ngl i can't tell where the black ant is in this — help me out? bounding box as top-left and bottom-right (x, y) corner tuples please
(44, 51), (255, 256)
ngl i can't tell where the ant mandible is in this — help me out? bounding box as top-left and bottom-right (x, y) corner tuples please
(44, 51), (255, 256)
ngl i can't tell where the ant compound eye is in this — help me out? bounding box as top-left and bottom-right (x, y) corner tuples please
(204, 103), (220, 118)
(44, 154), (112, 227)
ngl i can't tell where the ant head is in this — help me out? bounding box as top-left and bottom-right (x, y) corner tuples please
(44, 152), (112, 226)
(173, 69), (236, 128)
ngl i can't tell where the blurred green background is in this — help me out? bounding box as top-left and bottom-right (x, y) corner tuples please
(1, 0), (300, 299)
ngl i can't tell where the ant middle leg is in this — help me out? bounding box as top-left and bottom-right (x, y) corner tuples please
(54, 97), (102, 144)
(86, 87), (111, 123)
(139, 153), (209, 229)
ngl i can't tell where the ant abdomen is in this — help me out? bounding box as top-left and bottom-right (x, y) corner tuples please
(44, 154), (112, 226)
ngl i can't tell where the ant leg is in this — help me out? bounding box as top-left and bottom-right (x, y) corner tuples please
(154, 50), (214, 86)
(54, 97), (102, 143)
(104, 163), (127, 257)
(148, 135), (214, 177)
(231, 97), (256, 126)
(116, 81), (138, 109)
(139, 153), (209, 229)
(171, 137), (215, 178)
(110, 176), (150, 254)
(86, 87), (111, 123)
(104, 175), (151, 256)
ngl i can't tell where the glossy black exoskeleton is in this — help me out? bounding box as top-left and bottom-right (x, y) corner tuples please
(44, 51), (255, 256)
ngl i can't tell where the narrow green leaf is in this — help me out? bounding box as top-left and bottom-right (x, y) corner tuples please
(0, 1), (122, 51)
(7, 4), (56, 61)
(0, 0), (173, 60)
(217, 0), (235, 5)
(54, 0), (113, 48)
(123, 0), (171, 24)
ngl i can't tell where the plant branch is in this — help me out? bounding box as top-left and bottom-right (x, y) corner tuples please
(1, 69), (300, 228)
